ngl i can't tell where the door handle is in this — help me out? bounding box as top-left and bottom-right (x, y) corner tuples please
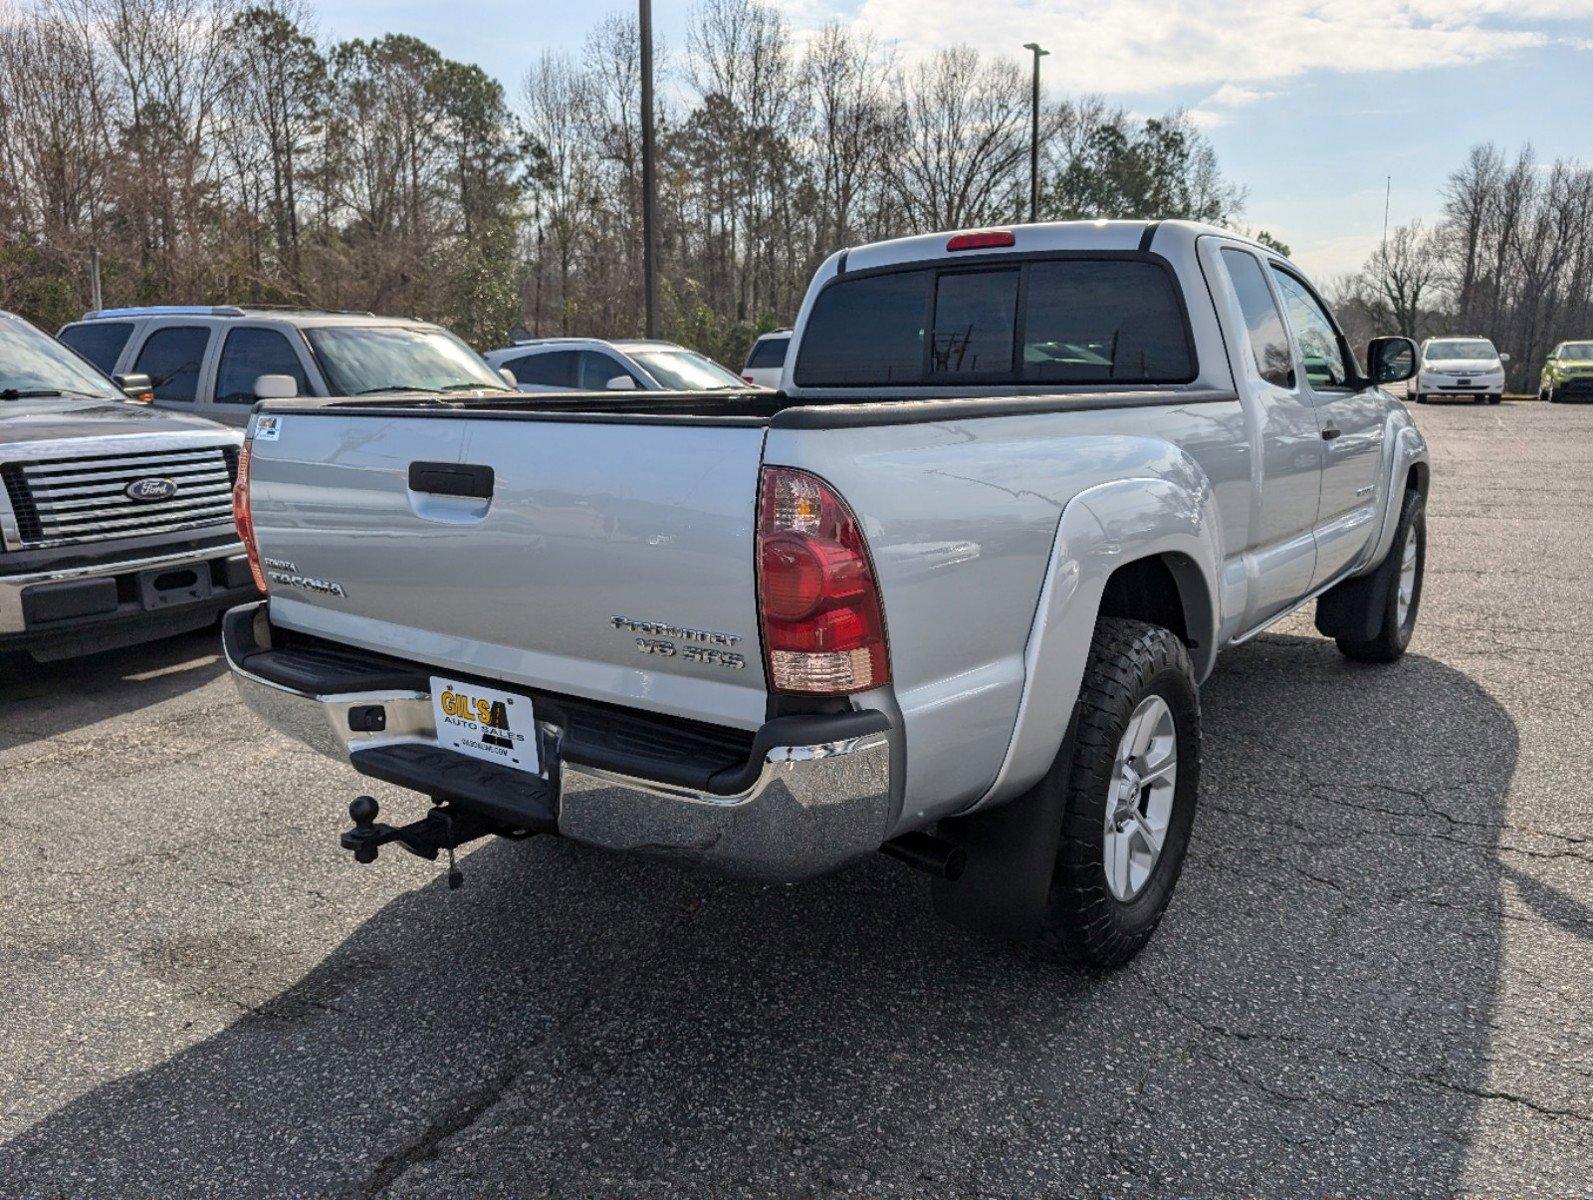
(408, 461), (495, 498)
(1321, 426), (1342, 441)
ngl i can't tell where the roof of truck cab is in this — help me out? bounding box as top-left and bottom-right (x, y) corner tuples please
(838, 219), (1271, 276)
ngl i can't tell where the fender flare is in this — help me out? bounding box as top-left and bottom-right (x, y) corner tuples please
(1354, 414), (1429, 576)
(961, 471), (1224, 815)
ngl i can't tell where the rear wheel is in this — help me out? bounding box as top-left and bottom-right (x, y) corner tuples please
(1038, 618), (1200, 969)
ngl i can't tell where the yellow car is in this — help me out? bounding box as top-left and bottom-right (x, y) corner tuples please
(1540, 341), (1593, 402)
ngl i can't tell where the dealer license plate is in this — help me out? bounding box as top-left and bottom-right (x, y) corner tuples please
(430, 676), (540, 774)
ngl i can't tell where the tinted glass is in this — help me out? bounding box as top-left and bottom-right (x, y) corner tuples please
(58, 322), (133, 375)
(0, 315), (123, 399)
(507, 351), (578, 387)
(307, 327), (509, 396)
(793, 270), (929, 387)
(1221, 249), (1294, 388)
(1270, 269), (1348, 389)
(1556, 342), (1593, 359)
(1425, 339), (1496, 360)
(1023, 261), (1194, 384)
(215, 328), (308, 403)
(932, 270), (1017, 377)
(132, 326), (210, 402)
(579, 351), (638, 390)
(745, 335), (789, 369)
(629, 349), (746, 390)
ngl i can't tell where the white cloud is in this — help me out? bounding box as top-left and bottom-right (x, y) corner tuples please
(1206, 83), (1271, 108)
(770, 0), (1585, 93)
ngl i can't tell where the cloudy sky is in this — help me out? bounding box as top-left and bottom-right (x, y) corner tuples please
(318, 0), (1592, 281)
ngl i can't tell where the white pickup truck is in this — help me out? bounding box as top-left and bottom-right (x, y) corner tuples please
(224, 220), (1427, 967)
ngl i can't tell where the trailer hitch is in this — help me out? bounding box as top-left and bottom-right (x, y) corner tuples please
(341, 796), (506, 889)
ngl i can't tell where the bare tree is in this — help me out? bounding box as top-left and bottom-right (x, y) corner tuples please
(887, 46), (1028, 229)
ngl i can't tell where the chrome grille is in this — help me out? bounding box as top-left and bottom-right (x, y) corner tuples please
(1, 446), (237, 549)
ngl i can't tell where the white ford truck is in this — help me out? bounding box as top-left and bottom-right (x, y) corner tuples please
(225, 221), (1427, 967)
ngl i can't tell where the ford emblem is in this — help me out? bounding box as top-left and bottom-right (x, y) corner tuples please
(125, 477), (178, 502)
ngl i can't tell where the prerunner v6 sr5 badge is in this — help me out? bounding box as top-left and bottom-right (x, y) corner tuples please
(430, 677), (539, 774)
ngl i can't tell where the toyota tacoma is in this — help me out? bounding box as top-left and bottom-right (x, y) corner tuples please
(224, 221), (1428, 966)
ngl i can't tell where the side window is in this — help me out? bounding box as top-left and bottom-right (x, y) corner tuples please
(793, 270), (930, 387)
(931, 270), (1018, 377)
(58, 322), (134, 375)
(508, 351), (578, 388)
(1221, 249), (1295, 388)
(1022, 260), (1194, 383)
(579, 351), (637, 390)
(214, 328), (308, 403)
(131, 326), (211, 403)
(1269, 268), (1348, 390)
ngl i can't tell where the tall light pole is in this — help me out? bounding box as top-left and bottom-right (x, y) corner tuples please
(639, 0), (659, 338)
(1022, 42), (1049, 223)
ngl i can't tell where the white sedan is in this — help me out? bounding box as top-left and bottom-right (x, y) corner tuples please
(1411, 337), (1508, 405)
(484, 338), (759, 394)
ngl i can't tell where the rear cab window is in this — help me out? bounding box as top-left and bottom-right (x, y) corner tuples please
(1220, 249), (1295, 388)
(58, 321), (135, 375)
(794, 257), (1196, 389)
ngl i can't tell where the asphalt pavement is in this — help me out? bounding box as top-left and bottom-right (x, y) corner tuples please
(1, 400), (1588, 1198)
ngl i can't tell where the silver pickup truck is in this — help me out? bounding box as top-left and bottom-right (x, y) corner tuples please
(1, 311), (258, 663)
(225, 220), (1427, 966)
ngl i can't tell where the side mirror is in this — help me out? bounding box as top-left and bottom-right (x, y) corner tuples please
(113, 372), (154, 403)
(253, 374), (299, 400)
(606, 374), (638, 391)
(1367, 336), (1417, 385)
(1498, 352), (1511, 364)
(498, 367), (517, 388)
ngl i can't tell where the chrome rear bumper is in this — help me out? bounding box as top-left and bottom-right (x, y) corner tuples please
(224, 604), (894, 881)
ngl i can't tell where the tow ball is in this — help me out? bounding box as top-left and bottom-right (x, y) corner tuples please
(340, 796), (521, 890)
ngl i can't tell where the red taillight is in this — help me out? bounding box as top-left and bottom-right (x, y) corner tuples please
(946, 229), (1015, 252)
(757, 466), (889, 695)
(232, 440), (268, 593)
(742, 373), (755, 383)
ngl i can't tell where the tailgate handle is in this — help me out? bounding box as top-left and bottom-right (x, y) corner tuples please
(408, 461), (495, 499)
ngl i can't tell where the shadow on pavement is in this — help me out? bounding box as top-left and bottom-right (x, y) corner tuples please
(0, 626), (226, 751)
(0, 633), (1519, 1198)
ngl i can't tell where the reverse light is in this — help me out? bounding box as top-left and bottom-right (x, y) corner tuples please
(946, 229), (1015, 252)
(757, 466), (890, 695)
(231, 439), (268, 592)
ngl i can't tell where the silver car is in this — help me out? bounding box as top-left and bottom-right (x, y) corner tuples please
(58, 306), (516, 426)
(484, 337), (757, 394)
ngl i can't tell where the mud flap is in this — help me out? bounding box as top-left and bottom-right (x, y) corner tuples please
(1315, 528), (1403, 643)
(930, 713), (1076, 940)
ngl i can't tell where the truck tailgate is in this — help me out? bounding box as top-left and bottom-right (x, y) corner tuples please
(245, 410), (769, 728)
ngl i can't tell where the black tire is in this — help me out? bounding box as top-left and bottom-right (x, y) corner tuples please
(1414, 393), (1428, 404)
(1334, 489), (1425, 662)
(1473, 394), (1486, 404)
(1039, 618), (1201, 969)
(1488, 394), (1502, 405)
(1548, 388), (1561, 403)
